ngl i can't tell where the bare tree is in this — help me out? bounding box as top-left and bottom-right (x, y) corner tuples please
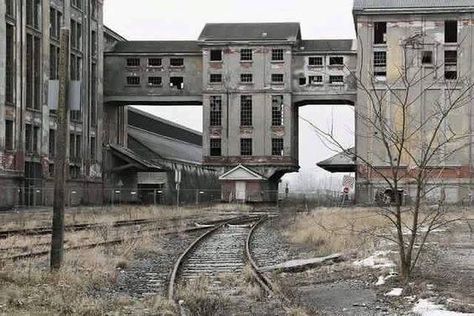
(305, 33), (473, 281)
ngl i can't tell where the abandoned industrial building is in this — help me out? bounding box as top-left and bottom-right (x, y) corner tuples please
(1, 0), (474, 208)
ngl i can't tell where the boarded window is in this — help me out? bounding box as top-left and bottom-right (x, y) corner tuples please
(148, 77), (162, 86)
(126, 76), (140, 85)
(329, 75), (344, 84)
(5, 120), (14, 151)
(240, 49), (253, 61)
(240, 96), (252, 126)
(126, 58), (140, 67)
(445, 21), (458, 43)
(240, 138), (252, 156)
(309, 76), (323, 84)
(210, 96), (222, 126)
(329, 57), (344, 66)
(240, 74), (253, 83)
(210, 74), (222, 83)
(271, 74), (284, 83)
(210, 139), (221, 156)
(170, 77), (184, 89)
(148, 58), (162, 67)
(374, 22), (387, 44)
(272, 95), (284, 126)
(210, 49), (222, 61)
(272, 49), (284, 61)
(309, 57), (323, 66)
(272, 138), (284, 156)
(170, 58), (184, 67)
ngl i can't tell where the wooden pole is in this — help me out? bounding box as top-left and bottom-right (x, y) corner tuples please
(50, 28), (69, 271)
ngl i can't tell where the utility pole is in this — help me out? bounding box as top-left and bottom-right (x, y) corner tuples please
(50, 28), (69, 271)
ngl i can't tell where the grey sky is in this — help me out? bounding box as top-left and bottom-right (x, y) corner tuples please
(104, 0), (356, 191)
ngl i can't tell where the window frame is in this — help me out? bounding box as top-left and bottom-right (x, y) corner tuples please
(210, 49), (223, 62)
(240, 73), (253, 83)
(240, 138), (253, 156)
(240, 95), (253, 127)
(210, 96), (222, 127)
(240, 49), (253, 62)
(170, 58), (184, 67)
(210, 138), (222, 157)
(272, 49), (284, 62)
(308, 56), (323, 66)
(271, 138), (284, 156)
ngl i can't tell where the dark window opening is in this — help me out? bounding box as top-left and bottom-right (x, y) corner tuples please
(272, 95), (284, 126)
(33, 126), (39, 154)
(50, 44), (60, 80)
(272, 138), (284, 156)
(240, 138), (252, 156)
(6, 23), (15, 104)
(126, 58), (140, 67)
(70, 20), (82, 51)
(422, 51), (433, 65)
(445, 20), (458, 43)
(50, 8), (62, 40)
(26, 34), (41, 110)
(70, 54), (82, 81)
(26, 0), (41, 29)
(5, 120), (14, 151)
(272, 74), (284, 83)
(445, 71), (457, 80)
(329, 57), (344, 66)
(299, 77), (307, 86)
(210, 96), (222, 126)
(25, 124), (33, 153)
(170, 77), (184, 89)
(272, 49), (284, 61)
(309, 76), (323, 84)
(240, 95), (252, 126)
(49, 129), (56, 158)
(6, 0), (14, 16)
(210, 74), (222, 83)
(330, 75), (344, 84)
(170, 58), (184, 67)
(240, 74), (253, 83)
(240, 49), (253, 61)
(148, 77), (162, 86)
(309, 57), (323, 66)
(445, 50), (457, 66)
(210, 139), (221, 156)
(148, 58), (162, 67)
(90, 136), (96, 161)
(210, 49), (222, 61)
(374, 22), (387, 44)
(91, 30), (97, 57)
(126, 76), (140, 86)
(69, 166), (81, 179)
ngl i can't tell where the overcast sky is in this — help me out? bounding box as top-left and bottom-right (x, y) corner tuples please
(103, 0), (356, 191)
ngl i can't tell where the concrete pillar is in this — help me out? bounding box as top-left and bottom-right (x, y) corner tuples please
(0, 0), (6, 152)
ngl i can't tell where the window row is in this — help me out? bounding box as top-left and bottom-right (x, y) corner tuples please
(126, 76), (184, 89)
(209, 48), (286, 62)
(209, 73), (285, 83)
(126, 57), (184, 67)
(307, 56), (344, 67)
(209, 138), (284, 157)
(373, 20), (458, 44)
(299, 75), (344, 85)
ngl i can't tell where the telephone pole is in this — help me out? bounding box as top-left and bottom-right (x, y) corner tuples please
(50, 28), (70, 271)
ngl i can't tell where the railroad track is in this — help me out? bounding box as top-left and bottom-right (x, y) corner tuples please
(168, 215), (282, 311)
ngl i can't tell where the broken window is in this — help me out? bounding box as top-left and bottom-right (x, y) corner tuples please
(210, 96), (222, 126)
(271, 74), (284, 83)
(240, 138), (252, 156)
(71, 19), (82, 51)
(5, 120), (14, 151)
(240, 95), (252, 126)
(148, 58), (162, 67)
(6, 23), (15, 105)
(272, 49), (284, 61)
(240, 49), (253, 61)
(422, 51), (433, 65)
(50, 8), (62, 40)
(444, 50), (457, 80)
(90, 136), (97, 161)
(329, 57), (344, 66)
(70, 54), (82, 81)
(71, 0), (82, 9)
(445, 20), (458, 43)
(272, 95), (284, 126)
(148, 77), (162, 86)
(170, 77), (184, 89)
(50, 44), (60, 80)
(49, 129), (56, 158)
(91, 63), (97, 126)
(299, 77), (307, 86)
(309, 57), (323, 66)
(170, 58), (184, 67)
(329, 75), (344, 84)
(25, 124), (33, 153)
(240, 74), (253, 83)
(374, 22), (387, 44)
(26, 33), (41, 110)
(127, 58), (140, 67)
(309, 76), (323, 84)
(210, 139), (221, 156)
(373, 51), (387, 78)
(210, 74), (222, 83)
(126, 76), (140, 86)
(210, 49), (222, 61)
(26, 0), (41, 29)
(272, 138), (284, 156)
(91, 30), (97, 57)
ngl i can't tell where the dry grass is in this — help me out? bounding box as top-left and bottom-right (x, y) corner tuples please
(177, 276), (227, 316)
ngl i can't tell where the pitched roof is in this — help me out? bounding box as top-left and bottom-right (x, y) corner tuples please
(128, 126), (203, 165)
(219, 164), (266, 181)
(317, 148), (356, 173)
(353, 0), (474, 13)
(110, 41), (201, 54)
(198, 23), (301, 42)
(128, 107), (202, 146)
(299, 40), (355, 53)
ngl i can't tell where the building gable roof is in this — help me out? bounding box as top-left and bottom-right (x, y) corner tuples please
(198, 23), (301, 42)
(219, 164), (266, 181)
(299, 40), (356, 53)
(110, 41), (201, 54)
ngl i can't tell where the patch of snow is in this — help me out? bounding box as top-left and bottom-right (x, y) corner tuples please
(354, 251), (396, 269)
(375, 275), (385, 286)
(385, 288), (403, 296)
(413, 299), (474, 316)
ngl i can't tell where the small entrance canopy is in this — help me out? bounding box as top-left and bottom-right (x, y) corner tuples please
(219, 164), (266, 181)
(317, 147), (356, 173)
